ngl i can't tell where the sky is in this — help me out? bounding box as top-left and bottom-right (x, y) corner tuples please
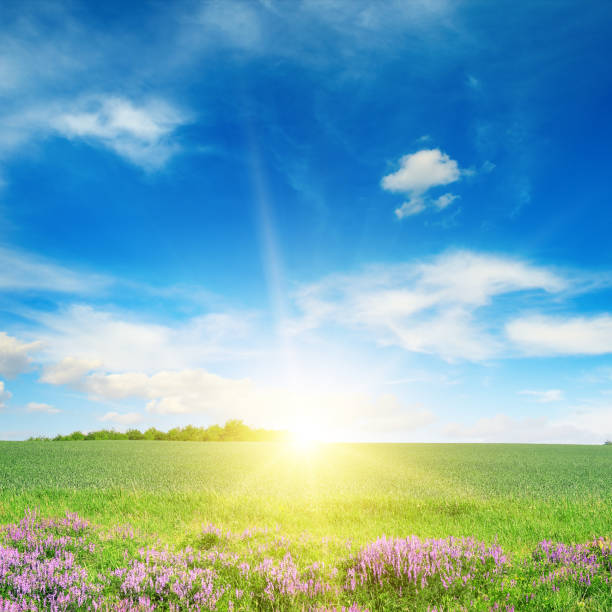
(1, 0), (612, 442)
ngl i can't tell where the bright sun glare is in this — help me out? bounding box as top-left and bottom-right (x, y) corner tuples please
(290, 426), (321, 452)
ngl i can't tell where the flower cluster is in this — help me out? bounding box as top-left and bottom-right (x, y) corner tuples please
(345, 535), (507, 595)
(0, 511), (101, 610)
(532, 538), (612, 590)
(0, 511), (355, 610)
(1, 511), (612, 610)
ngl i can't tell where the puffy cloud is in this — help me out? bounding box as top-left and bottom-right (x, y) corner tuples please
(26, 402), (61, 414)
(289, 250), (565, 361)
(0, 332), (41, 378)
(0, 381), (12, 409)
(382, 149), (460, 193)
(40, 357), (103, 386)
(381, 149), (464, 218)
(99, 411), (142, 426)
(507, 315), (612, 356)
(52, 96), (188, 170)
(518, 389), (564, 403)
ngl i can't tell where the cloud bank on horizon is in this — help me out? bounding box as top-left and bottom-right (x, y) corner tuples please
(0, 0), (611, 443)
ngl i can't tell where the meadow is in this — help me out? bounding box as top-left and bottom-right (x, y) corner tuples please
(1, 441), (612, 610)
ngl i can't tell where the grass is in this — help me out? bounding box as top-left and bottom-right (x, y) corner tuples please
(1, 441), (612, 609)
(1, 441), (611, 551)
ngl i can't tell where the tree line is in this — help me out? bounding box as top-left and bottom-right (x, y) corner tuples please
(28, 419), (290, 442)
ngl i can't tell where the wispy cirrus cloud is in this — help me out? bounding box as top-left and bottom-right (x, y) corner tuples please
(189, 0), (456, 62)
(0, 247), (110, 294)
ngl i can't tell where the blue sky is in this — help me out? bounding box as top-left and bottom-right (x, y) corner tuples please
(1, 0), (612, 442)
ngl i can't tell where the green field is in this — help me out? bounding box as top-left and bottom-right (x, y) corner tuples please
(2, 441), (612, 609)
(2, 441), (612, 550)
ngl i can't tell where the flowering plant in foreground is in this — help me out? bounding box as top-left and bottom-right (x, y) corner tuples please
(345, 535), (507, 594)
(1, 511), (612, 610)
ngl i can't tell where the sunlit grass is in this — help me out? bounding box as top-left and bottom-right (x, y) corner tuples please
(1, 442), (612, 608)
(1, 441), (611, 553)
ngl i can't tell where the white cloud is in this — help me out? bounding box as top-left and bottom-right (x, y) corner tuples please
(384, 307), (500, 361)
(432, 192), (459, 210)
(31, 305), (255, 374)
(0, 332), (41, 378)
(507, 315), (612, 356)
(289, 250), (566, 361)
(52, 96), (188, 170)
(26, 402), (61, 414)
(382, 149), (460, 193)
(381, 149), (463, 218)
(0, 381), (12, 409)
(0, 247), (109, 294)
(416, 251), (565, 304)
(518, 389), (564, 403)
(1, 93), (186, 175)
(40, 357), (103, 386)
(394, 198), (427, 218)
(445, 406), (612, 444)
(99, 411), (142, 426)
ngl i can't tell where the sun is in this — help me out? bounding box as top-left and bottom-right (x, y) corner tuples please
(290, 426), (322, 452)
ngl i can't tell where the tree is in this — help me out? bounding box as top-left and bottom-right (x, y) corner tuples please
(144, 427), (165, 440)
(204, 424), (223, 441)
(126, 429), (145, 440)
(222, 419), (251, 441)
